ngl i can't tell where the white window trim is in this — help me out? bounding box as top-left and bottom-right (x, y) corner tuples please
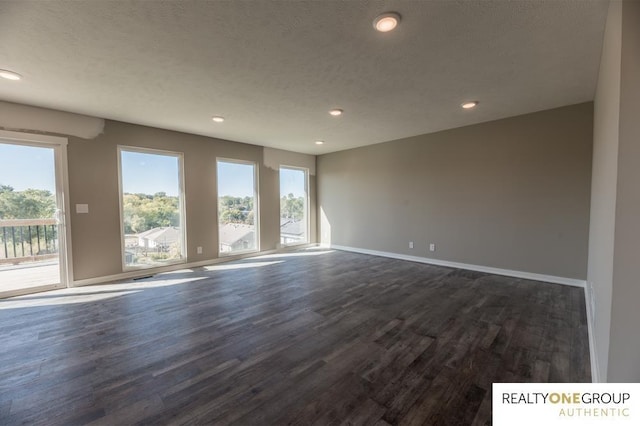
(117, 145), (187, 272)
(216, 157), (260, 257)
(279, 165), (310, 247)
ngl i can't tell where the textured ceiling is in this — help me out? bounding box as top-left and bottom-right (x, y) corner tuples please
(0, 0), (608, 154)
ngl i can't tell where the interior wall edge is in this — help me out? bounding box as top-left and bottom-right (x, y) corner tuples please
(587, 0), (623, 383)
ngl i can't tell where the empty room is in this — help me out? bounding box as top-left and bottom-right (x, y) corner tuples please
(0, 0), (638, 425)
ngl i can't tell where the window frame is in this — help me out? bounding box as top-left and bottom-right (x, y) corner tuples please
(117, 145), (187, 271)
(216, 157), (260, 257)
(279, 165), (310, 247)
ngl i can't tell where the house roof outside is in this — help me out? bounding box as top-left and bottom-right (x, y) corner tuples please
(137, 227), (181, 244)
(219, 223), (255, 247)
(280, 219), (305, 237)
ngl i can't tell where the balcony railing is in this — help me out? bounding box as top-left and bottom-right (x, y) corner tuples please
(0, 219), (58, 265)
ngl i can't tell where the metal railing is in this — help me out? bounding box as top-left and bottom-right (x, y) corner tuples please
(0, 219), (58, 265)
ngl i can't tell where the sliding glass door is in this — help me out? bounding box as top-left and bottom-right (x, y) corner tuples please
(0, 134), (69, 297)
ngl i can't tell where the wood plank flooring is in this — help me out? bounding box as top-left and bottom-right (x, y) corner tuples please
(0, 248), (591, 425)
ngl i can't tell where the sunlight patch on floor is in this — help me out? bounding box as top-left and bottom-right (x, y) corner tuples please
(257, 250), (334, 260)
(201, 260), (284, 271)
(0, 248), (332, 308)
(0, 276), (207, 309)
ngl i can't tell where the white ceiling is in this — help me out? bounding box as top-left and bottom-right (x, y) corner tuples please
(0, 0), (609, 155)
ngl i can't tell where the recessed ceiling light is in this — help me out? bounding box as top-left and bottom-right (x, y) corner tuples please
(212, 116), (225, 123)
(0, 69), (22, 81)
(315, 140), (324, 145)
(373, 12), (401, 32)
(329, 109), (343, 116)
(461, 101), (479, 109)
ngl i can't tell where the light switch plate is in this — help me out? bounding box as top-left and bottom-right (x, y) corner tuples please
(76, 204), (89, 214)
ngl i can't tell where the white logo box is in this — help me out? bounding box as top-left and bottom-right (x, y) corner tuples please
(493, 383), (640, 426)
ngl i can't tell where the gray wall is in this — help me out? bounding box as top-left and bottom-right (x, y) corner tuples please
(607, 0), (640, 382)
(68, 120), (316, 281)
(318, 103), (593, 280)
(588, 0), (640, 383)
(587, 0), (621, 382)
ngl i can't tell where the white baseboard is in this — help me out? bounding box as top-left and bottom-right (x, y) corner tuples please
(72, 244), (315, 287)
(327, 244), (586, 288)
(584, 283), (600, 383)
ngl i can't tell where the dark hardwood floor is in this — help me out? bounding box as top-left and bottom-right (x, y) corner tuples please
(0, 248), (591, 425)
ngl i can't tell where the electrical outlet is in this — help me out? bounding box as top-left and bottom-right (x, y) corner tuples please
(197, 246), (203, 254)
(409, 241), (414, 249)
(429, 243), (436, 252)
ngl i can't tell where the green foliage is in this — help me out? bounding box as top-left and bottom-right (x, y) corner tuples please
(280, 193), (304, 221)
(218, 195), (255, 225)
(0, 185), (58, 257)
(122, 192), (180, 234)
(0, 185), (56, 219)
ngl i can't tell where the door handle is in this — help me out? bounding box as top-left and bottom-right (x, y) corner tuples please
(54, 209), (63, 225)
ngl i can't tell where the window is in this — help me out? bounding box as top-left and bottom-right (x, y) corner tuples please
(118, 147), (186, 269)
(217, 159), (259, 255)
(280, 166), (308, 245)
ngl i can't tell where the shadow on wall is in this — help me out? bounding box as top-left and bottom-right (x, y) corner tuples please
(320, 207), (331, 245)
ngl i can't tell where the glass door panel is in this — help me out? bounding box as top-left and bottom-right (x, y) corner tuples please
(0, 141), (65, 296)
